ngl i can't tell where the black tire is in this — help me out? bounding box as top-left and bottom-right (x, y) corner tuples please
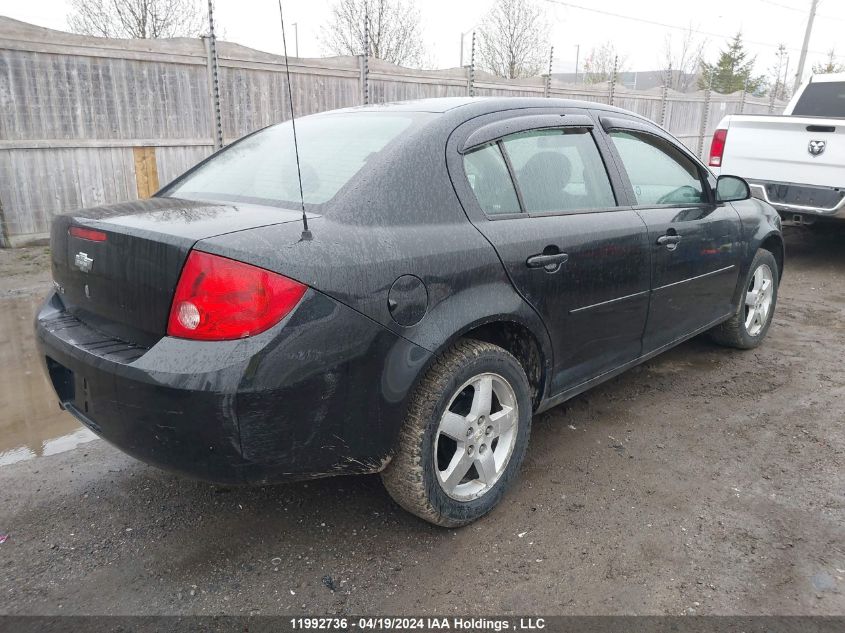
(381, 339), (532, 527)
(710, 248), (779, 349)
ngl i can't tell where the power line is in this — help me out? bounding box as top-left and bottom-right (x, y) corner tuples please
(540, 0), (831, 55)
(757, 0), (845, 23)
(758, 0), (806, 12)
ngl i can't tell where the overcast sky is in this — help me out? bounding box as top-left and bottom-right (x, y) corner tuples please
(2, 0), (844, 81)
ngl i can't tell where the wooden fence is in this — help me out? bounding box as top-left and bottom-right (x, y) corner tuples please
(0, 17), (782, 246)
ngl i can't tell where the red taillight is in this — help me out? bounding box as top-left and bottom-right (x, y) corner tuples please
(708, 128), (728, 167)
(167, 251), (306, 341)
(69, 226), (107, 242)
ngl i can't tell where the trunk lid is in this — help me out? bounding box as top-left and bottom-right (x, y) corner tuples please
(51, 197), (309, 346)
(720, 115), (845, 187)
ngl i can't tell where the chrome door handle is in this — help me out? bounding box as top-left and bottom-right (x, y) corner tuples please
(526, 252), (569, 272)
(657, 234), (682, 250)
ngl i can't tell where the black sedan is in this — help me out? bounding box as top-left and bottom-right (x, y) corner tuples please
(36, 98), (783, 526)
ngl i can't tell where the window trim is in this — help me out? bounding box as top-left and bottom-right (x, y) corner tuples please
(466, 126), (625, 220)
(460, 114), (595, 154)
(461, 141), (524, 217)
(603, 125), (717, 209)
(447, 107), (635, 224)
(496, 140), (528, 213)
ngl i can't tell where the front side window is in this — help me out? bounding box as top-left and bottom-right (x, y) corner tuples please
(609, 130), (707, 206)
(164, 112), (427, 207)
(463, 144), (521, 215)
(502, 129), (616, 212)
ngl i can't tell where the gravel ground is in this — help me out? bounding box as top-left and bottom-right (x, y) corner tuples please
(0, 226), (843, 616)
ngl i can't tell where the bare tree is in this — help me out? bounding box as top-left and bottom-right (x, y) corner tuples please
(67, 0), (204, 39)
(477, 0), (549, 79)
(660, 25), (706, 91)
(320, 0), (425, 67)
(583, 42), (627, 84)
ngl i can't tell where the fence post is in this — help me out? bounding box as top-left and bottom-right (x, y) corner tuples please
(608, 55), (617, 105)
(659, 63), (670, 127)
(359, 56), (369, 105)
(360, 8), (369, 104)
(468, 31), (476, 97)
(204, 0), (223, 150)
(698, 74), (713, 158)
(544, 46), (554, 98)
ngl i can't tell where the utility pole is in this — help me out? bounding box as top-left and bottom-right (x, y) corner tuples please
(292, 22), (298, 57)
(793, 0), (819, 93)
(574, 44), (580, 83)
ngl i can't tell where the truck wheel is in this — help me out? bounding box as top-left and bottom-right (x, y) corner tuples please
(381, 340), (532, 527)
(710, 249), (779, 349)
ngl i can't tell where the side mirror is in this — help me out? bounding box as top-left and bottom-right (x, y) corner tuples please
(716, 175), (751, 202)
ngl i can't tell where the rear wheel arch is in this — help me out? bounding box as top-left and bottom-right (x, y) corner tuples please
(439, 318), (549, 412)
(381, 338), (534, 526)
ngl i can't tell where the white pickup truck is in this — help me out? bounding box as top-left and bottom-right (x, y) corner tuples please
(709, 73), (845, 224)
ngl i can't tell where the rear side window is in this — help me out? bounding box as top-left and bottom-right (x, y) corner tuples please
(463, 144), (521, 215)
(502, 129), (616, 212)
(791, 82), (845, 117)
(609, 130), (706, 205)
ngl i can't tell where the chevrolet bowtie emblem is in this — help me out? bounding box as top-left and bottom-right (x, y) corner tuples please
(74, 252), (94, 273)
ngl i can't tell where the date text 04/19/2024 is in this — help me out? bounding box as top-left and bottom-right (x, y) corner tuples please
(289, 617), (547, 630)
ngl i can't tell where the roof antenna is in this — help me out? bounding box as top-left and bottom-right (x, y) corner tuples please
(277, 0), (312, 241)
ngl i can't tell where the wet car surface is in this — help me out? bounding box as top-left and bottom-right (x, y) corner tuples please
(1, 227), (844, 614)
(32, 99), (785, 528)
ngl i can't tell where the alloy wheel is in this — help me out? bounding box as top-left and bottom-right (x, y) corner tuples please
(744, 264), (774, 337)
(434, 373), (519, 501)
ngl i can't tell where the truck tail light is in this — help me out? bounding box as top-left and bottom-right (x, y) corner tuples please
(167, 251), (306, 341)
(709, 128), (728, 167)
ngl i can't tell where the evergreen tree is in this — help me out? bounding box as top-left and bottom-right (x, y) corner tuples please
(812, 49), (845, 75)
(698, 32), (764, 94)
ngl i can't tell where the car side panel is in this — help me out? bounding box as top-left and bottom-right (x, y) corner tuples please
(593, 112), (744, 351)
(730, 197), (784, 303)
(467, 213), (650, 395)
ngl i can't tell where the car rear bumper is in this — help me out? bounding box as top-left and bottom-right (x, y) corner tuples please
(748, 179), (845, 219)
(35, 289), (431, 484)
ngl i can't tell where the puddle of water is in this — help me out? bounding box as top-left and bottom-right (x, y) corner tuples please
(0, 292), (98, 467)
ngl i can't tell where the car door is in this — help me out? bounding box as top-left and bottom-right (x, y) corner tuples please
(447, 109), (651, 396)
(598, 115), (742, 354)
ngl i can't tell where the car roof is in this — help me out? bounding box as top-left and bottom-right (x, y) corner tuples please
(323, 96), (646, 119)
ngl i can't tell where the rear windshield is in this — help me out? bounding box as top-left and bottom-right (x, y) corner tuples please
(163, 112), (430, 207)
(791, 81), (845, 118)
